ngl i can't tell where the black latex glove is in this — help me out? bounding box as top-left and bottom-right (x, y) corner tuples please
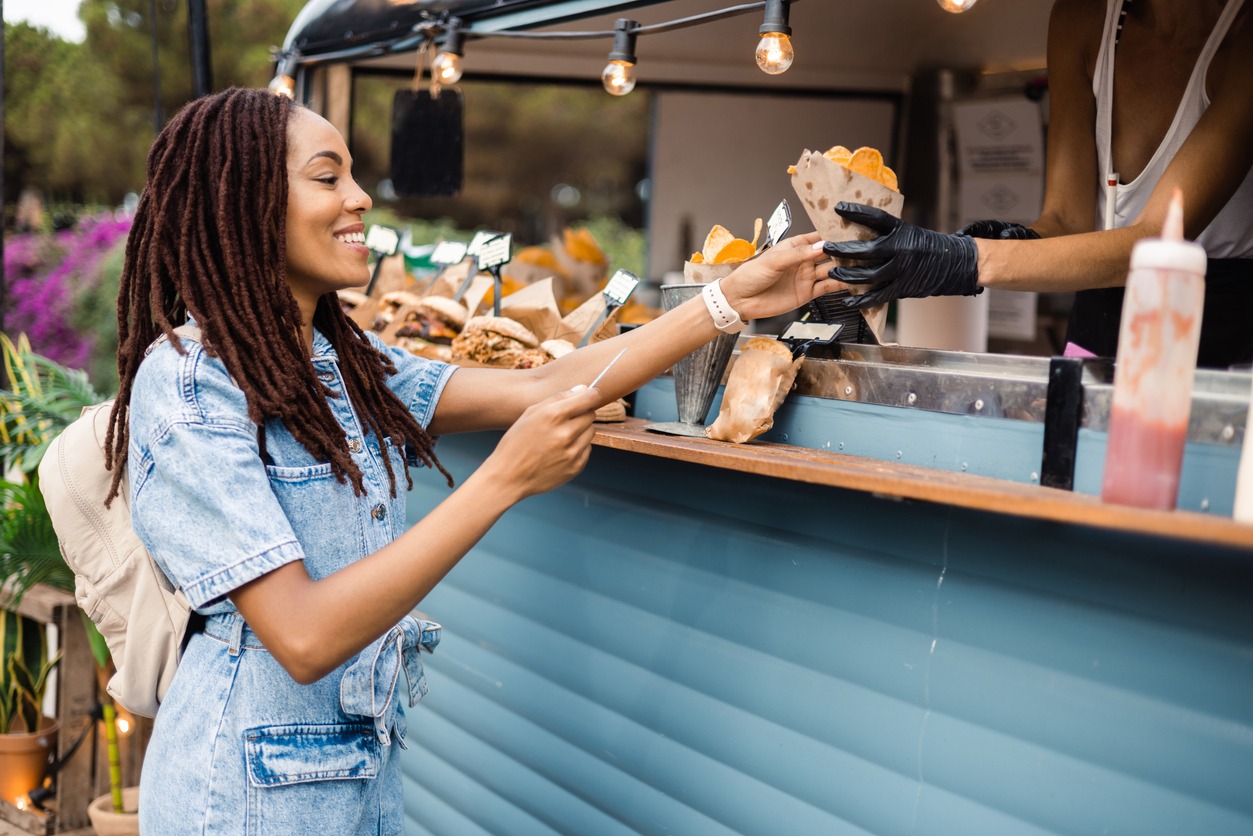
(822, 202), (981, 309)
(957, 219), (1041, 240)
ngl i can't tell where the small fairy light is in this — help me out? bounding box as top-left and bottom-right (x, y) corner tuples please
(602, 19), (640, 96)
(268, 53), (299, 98)
(756, 0), (794, 75)
(432, 23), (466, 84)
(937, 0), (979, 12)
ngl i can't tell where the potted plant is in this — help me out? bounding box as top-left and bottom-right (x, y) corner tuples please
(0, 333), (137, 829)
(0, 609), (61, 808)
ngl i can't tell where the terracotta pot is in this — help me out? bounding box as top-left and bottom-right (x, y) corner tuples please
(87, 786), (140, 836)
(0, 717), (58, 806)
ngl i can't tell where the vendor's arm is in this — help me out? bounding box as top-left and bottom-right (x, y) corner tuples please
(428, 232), (835, 435)
(976, 0), (1253, 293)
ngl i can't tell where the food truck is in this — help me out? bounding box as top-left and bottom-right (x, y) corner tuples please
(276, 1), (1253, 832)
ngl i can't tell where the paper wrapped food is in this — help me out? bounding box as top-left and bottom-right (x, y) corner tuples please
(705, 337), (803, 444)
(380, 295), (470, 362)
(790, 145), (903, 341)
(684, 221), (762, 284)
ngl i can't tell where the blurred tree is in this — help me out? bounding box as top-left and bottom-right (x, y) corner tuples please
(4, 0), (305, 207)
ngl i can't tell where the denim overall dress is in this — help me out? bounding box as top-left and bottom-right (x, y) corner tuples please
(128, 327), (455, 834)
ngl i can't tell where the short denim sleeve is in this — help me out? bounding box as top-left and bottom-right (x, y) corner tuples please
(362, 331), (456, 429)
(129, 344), (305, 610)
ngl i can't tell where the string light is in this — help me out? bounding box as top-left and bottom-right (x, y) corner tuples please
(279, 2), (820, 97)
(268, 53), (298, 98)
(756, 0), (794, 75)
(432, 22), (466, 84)
(602, 19), (639, 96)
(937, 0), (979, 12)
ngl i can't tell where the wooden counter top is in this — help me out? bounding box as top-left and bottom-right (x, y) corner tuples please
(593, 418), (1253, 551)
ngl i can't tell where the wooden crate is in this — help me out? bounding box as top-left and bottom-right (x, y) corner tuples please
(3, 585), (149, 834)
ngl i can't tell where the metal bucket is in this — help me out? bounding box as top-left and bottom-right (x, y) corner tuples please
(646, 283), (738, 436)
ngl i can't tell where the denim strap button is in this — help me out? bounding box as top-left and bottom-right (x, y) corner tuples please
(371, 504), (387, 521)
(347, 438), (363, 453)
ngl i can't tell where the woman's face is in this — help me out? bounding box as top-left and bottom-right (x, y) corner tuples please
(284, 108), (374, 307)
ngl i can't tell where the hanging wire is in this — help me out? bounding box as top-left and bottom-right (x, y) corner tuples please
(286, 0), (800, 67)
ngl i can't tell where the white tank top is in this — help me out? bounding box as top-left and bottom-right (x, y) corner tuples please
(1093, 0), (1253, 257)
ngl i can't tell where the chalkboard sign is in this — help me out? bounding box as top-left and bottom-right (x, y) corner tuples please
(391, 88), (464, 197)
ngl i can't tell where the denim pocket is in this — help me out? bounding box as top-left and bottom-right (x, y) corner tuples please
(244, 722), (378, 785)
(244, 722), (379, 833)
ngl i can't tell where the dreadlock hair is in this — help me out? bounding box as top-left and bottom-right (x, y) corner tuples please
(106, 87), (450, 505)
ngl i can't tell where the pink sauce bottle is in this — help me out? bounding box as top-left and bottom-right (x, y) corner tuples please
(1101, 191), (1206, 510)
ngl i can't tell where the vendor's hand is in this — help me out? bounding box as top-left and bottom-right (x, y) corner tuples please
(483, 384), (601, 503)
(822, 202), (981, 309)
(721, 232), (843, 320)
(957, 219), (1041, 240)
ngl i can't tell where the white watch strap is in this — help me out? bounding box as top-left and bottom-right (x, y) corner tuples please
(702, 280), (746, 334)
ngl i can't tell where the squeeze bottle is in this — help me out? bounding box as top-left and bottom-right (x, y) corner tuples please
(1100, 191), (1205, 510)
(1235, 375), (1253, 524)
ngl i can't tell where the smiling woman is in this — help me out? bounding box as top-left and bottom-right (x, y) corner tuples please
(82, 86), (835, 834)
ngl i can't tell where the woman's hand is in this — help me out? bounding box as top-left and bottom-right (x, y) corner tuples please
(479, 384), (602, 503)
(720, 232), (841, 321)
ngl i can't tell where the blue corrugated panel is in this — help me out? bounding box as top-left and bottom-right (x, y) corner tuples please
(400, 432), (1253, 835)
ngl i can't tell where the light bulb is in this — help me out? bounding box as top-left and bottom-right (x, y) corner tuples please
(937, 0), (978, 12)
(268, 74), (295, 98)
(432, 51), (463, 85)
(602, 60), (637, 96)
(755, 33), (794, 75)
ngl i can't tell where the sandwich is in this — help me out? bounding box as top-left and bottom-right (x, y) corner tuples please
(452, 316), (550, 369)
(393, 296), (468, 346)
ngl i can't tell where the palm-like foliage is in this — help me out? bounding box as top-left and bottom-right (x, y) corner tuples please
(1, 333), (101, 606)
(1, 333), (102, 735)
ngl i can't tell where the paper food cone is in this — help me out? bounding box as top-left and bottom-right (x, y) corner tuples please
(682, 261), (736, 285)
(790, 149), (904, 342)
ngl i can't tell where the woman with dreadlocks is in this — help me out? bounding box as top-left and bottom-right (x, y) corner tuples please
(113, 87), (835, 833)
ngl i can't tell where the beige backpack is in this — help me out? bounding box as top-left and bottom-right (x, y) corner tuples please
(38, 326), (200, 717)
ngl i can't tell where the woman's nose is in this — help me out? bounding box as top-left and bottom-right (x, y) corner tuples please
(347, 184), (372, 214)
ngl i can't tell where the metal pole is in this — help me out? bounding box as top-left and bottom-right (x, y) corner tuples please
(151, 0), (163, 130)
(187, 0), (213, 97)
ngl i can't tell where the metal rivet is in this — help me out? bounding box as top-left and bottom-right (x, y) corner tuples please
(780, 433), (789, 441)
(347, 438), (363, 453)
(838, 441), (845, 450)
(960, 462), (968, 472)
(974, 399), (985, 411)
(844, 386), (853, 396)
(1221, 425), (1235, 442)
(1200, 498), (1210, 511)
(907, 392), (917, 405)
(895, 450), (902, 459)
(371, 504), (387, 521)
(1030, 472), (1039, 483)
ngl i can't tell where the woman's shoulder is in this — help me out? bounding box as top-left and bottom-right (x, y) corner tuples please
(1211, 2), (1253, 97)
(1045, 0), (1107, 86)
(131, 332), (250, 432)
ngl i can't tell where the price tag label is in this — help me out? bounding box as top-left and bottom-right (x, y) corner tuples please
(365, 224), (400, 256)
(476, 233), (513, 270)
(430, 240), (468, 266)
(602, 270), (640, 307)
(765, 199), (792, 250)
(466, 230), (500, 257)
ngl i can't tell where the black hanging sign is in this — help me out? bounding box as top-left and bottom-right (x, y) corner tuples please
(391, 87), (464, 197)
